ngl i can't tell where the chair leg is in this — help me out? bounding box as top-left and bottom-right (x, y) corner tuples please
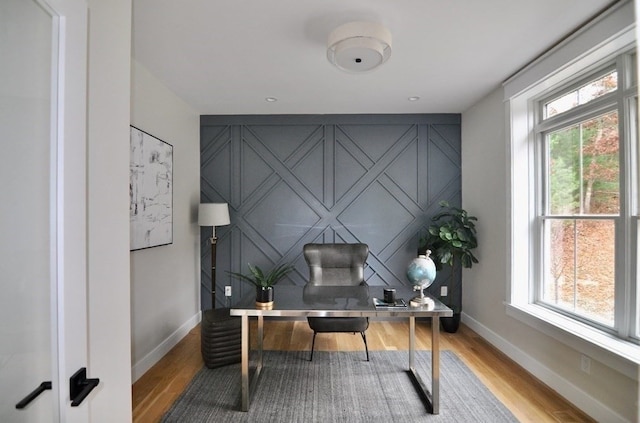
(310, 332), (317, 361)
(360, 332), (369, 361)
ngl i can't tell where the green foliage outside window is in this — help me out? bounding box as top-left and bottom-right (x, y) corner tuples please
(547, 110), (619, 216)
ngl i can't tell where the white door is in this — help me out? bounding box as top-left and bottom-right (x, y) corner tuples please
(0, 0), (89, 421)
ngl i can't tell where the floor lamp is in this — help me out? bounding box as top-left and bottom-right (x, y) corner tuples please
(198, 203), (230, 309)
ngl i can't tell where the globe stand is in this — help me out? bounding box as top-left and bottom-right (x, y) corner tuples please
(410, 284), (434, 309)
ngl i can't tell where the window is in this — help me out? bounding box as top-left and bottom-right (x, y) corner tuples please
(536, 53), (637, 339)
(540, 85), (621, 328)
(506, 17), (639, 362)
(544, 70), (618, 119)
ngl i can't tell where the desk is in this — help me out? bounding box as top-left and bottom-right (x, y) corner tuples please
(229, 285), (452, 414)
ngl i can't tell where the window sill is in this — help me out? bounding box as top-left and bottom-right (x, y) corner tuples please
(506, 302), (640, 378)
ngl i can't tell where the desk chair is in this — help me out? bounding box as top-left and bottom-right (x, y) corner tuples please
(303, 243), (370, 361)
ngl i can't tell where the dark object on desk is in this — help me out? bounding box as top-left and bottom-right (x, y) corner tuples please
(303, 243), (370, 362)
(383, 287), (396, 303)
(201, 308), (241, 368)
(373, 297), (408, 308)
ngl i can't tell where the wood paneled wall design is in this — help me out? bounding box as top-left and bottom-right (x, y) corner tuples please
(200, 115), (461, 310)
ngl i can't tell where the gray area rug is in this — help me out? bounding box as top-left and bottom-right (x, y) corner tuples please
(162, 350), (518, 422)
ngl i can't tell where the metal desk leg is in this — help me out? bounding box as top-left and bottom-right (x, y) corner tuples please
(254, 316), (264, 384)
(431, 316), (440, 414)
(409, 316), (416, 369)
(241, 315), (249, 411)
(407, 315), (439, 414)
(240, 315), (264, 412)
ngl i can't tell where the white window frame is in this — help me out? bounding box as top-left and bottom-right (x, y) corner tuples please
(536, 62), (627, 332)
(504, 1), (640, 373)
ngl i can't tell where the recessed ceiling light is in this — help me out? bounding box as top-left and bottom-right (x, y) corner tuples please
(408, 96), (420, 101)
(265, 97), (278, 102)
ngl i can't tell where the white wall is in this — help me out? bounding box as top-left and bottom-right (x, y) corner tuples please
(461, 87), (638, 422)
(130, 60), (201, 381)
(87, 0), (133, 420)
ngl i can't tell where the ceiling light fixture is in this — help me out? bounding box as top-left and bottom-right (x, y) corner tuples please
(327, 21), (392, 72)
(265, 97), (278, 102)
(408, 96), (420, 101)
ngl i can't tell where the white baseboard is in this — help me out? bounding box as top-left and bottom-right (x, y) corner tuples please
(461, 312), (630, 423)
(131, 311), (202, 382)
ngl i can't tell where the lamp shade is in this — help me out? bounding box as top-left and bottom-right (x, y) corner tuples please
(198, 203), (230, 227)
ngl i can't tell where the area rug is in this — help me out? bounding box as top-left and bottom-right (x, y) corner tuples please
(162, 350), (518, 422)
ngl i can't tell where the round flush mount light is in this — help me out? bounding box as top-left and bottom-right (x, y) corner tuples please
(265, 97), (278, 102)
(327, 21), (392, 72)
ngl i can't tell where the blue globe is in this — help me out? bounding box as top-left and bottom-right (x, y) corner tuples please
(406, 253), (436, 288)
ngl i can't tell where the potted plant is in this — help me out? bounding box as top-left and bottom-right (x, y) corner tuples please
(419, 200), (478, 333)
(227, 263), (294, 308)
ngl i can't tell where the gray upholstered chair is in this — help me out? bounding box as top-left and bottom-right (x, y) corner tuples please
(303, 243), (370, 361)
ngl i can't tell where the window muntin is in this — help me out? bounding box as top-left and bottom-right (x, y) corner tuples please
(544, 70), (618, 119)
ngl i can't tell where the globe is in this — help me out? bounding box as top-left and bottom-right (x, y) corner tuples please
(407, 253), (436, 287)
(406, 251), (437, 307)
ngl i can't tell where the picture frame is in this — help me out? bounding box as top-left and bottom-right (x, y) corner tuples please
(130, 126), (173, 250)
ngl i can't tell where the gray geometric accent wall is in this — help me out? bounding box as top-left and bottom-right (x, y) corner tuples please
(200, 114), (461, 310)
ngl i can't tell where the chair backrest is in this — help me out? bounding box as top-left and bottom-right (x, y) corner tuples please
(303, 243), (369, 286)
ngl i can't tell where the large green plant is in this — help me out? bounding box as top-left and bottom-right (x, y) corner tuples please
(226, 263), (294, 288)
(421, 201), (479, 270)
(419, 201), (479, 315)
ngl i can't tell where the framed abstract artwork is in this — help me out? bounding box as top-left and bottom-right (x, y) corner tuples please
(130, 126), (173, 250)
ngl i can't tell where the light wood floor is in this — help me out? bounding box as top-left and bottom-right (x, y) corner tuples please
(132, 320), (595, 423)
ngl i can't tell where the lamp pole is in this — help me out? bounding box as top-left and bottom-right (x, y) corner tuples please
(198, 203), (231, 309)
(210, 228), (217, 308)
